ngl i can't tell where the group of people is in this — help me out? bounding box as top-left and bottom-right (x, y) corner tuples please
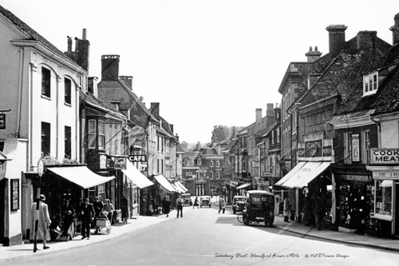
(160, 195), (184, 218)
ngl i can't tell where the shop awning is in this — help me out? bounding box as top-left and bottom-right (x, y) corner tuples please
(275, 161), (306, 187)
(176, 181), (188, 192)
(47, 166), (115, 189)
(236, 182), (251, 190)
(171, 183), (184, 193)
(121, 162), (154, 189)
(283, 162), (331, 189)
(154, 174), (177, 193)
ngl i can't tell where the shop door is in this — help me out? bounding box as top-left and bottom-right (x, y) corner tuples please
(396, 182), (399, 236)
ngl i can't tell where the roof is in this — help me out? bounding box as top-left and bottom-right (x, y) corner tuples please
(0, 5), (82, 69)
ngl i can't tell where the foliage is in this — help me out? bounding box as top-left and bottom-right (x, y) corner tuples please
(180, 141), (188, 151)
(211, 125), (233, 145)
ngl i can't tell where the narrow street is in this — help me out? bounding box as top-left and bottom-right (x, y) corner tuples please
(7, 207), (399, 266)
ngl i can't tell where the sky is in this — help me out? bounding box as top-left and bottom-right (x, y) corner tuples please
(1, 0), (398, 144)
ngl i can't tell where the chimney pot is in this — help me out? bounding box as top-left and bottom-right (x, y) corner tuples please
(82, 29), (87, 40)
(326, 24), (347, 59)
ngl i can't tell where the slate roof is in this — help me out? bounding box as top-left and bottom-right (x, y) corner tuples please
(0, 5), (81, 69)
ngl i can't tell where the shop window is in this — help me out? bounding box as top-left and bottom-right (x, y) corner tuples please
(375, 180), (392, 215)
(41, 67), (51, 98)
(65, 126), (71, 158)
(64, 77), (71, 105)
(41, 122), (51, 156)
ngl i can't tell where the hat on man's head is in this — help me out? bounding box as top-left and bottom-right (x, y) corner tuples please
(39, 194), (46, 201)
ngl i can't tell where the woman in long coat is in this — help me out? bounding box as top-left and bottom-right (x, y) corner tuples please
(30, 194), (51, 249)
(283, 196), (290, 222)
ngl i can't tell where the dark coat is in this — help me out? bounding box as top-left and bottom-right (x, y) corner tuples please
(93, 201), (104, 217)
(162, 199), (171, 214)
(79, 203), (95, 224)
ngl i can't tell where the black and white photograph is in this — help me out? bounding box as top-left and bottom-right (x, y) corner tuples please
(1, 0), (399, 265)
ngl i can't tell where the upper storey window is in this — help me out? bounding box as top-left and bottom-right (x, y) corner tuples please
(363, 72), (378, 97)
(42, 67), (51, 98)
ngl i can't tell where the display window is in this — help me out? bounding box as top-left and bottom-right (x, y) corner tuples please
(374, 180), (393, 216)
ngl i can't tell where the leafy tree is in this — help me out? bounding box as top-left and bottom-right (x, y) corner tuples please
(180, 141), (188, 150)
(211, 125), (228, 144)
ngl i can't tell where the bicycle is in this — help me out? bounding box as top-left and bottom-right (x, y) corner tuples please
(237, 212), (244, 223)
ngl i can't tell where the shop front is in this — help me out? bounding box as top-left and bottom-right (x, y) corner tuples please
(367, 164), (399, 237)
(332, 164), (373, 232)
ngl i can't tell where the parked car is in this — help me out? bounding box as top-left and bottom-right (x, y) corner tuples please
(232, 195), (247, 214)
(200, 196), (211, 208)
(242, 190), (275, 227)
(182, 193), (192, 206)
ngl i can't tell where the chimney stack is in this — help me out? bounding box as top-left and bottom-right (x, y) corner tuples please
(266, 103), (274, 117)
(120, 76), (133, 88)
(356, 31), (377, 51)
(305, 46), (322, 63)
(390, 13), (399, 45)
(101, 55), (120, 81)
(64, 29), (90, 71)
(150, 102), (160, 117)
(326, 25), (347, 59)
(256, 108), (262, 124)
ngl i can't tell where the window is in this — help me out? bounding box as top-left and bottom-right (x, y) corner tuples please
(41, 122), (51, 156)
(210, 171), (214, 179)
(88, 119), (96, 149)
(216, 160), (220, 167)
(65, 126), (71, 158)
(375, 180), (393, 216)
(157, 159), (160, 174)
(41, 67), (51, 98)
(362, 131), (370, 164)
(277, 128), (280, 143)
(98, 120), (105, 150)
(64, 78), (71, 104)
(197, 159), (201, 166)
(271, 130), (274, 145)
(210, 160), (214, 167)
(216, 172), (220, 179)
(363, 72), (378, 96)
(344, 132), (352, 164)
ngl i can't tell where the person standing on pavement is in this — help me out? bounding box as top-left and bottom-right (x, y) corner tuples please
(103, 199), (115, 225)
(176, 195), (184, 218)
(283, 196), (290, 222)
(93, 196), (104, 232)
(80, 198), (94, 240)
(218, 195), (226, 214)
(162, 197), (171, 217)
(30, 194), (51, 250)
(312, 193), (325, 230)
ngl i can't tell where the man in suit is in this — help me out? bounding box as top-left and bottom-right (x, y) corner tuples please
(79, 198), (94, 240)
(30, 194), (51, 249)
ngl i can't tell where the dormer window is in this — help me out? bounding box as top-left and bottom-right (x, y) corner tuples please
(363, 72), (378, 96)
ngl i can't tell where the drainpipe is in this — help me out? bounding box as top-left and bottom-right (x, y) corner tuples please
(16, 46), (24, 138)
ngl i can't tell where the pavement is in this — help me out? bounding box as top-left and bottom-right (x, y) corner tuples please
(1, 206), (399, 263)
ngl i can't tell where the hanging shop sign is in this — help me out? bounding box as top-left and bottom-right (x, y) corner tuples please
(352, 134), (360, 162)
(230, 181), (238, 187)
(114, 157), (127, 170)
(0, 114), (5, 129)
(11, 179), (19, 211)
(305, 140), (322, 157)
(128, 155), (147, 163)
(371, 149), (399, 164)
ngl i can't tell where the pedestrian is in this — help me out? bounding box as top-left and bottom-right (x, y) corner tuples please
(30, 194), (51, 250)
(80, 198), (94, 240)
(283, 196), (290, 222)
(176, 195), (184, 218)
(193, 197), (199, 209)
(218, 195), (226, 214)
(121, 197), (129, 223)
(312, 193), (325, 230)
(103, 199), (115, 225)
(63, 198), (75, 237)
(93, 196), (104, 232)
(162, 197), (171, 217)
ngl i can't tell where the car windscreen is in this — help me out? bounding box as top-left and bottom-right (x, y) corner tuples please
(250, 195), (273, 205)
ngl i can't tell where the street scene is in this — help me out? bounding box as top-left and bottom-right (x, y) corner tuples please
(2, 0), (399, 265)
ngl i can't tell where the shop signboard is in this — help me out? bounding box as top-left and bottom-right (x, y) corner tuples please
(114, 157), (126, 170)
(128, 155), (147, 163)
(305, 140), (322, 157)
(371, 148), (399, 164)
(0, 114), (5, 129)
(337, 174), (372, 183)
(11, 179), (19, 211)
(230, 181), (238, 187)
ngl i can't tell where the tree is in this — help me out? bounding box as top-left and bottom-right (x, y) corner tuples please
(211, 125), (228, 145)
(180, 141), (188, 151)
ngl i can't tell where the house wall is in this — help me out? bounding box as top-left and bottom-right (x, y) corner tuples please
(380, 118), (399, 148)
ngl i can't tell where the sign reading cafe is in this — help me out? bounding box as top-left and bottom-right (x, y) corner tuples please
(371, 148), (399, 164)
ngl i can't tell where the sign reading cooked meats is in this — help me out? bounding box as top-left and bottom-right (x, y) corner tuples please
(371, 149), (399, 164)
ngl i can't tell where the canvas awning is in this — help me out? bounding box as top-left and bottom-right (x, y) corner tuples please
(282, 162), (331, 189)
(275, 161), (306, 187)
(175, 181), (188, 192)
(154, 174), (177, 193)
(236, 182), (251, 190)
(122, 162), (154, 189)
(47, 166), (115, 189)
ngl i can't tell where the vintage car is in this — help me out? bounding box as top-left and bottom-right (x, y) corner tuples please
(232, 195), (247, 214)
(182, 193), (192, 206)
(200, 196), (212, 208)
(242, 190), (275, 227)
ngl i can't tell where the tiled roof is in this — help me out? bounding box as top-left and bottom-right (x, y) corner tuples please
(80, 90), (120, 114)
(0, 5), (81, 68)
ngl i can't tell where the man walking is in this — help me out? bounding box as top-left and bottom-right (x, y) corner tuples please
(176, 195), (184, 218)
(218, 195), (226, 214)
(80, 198), (94, 240)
